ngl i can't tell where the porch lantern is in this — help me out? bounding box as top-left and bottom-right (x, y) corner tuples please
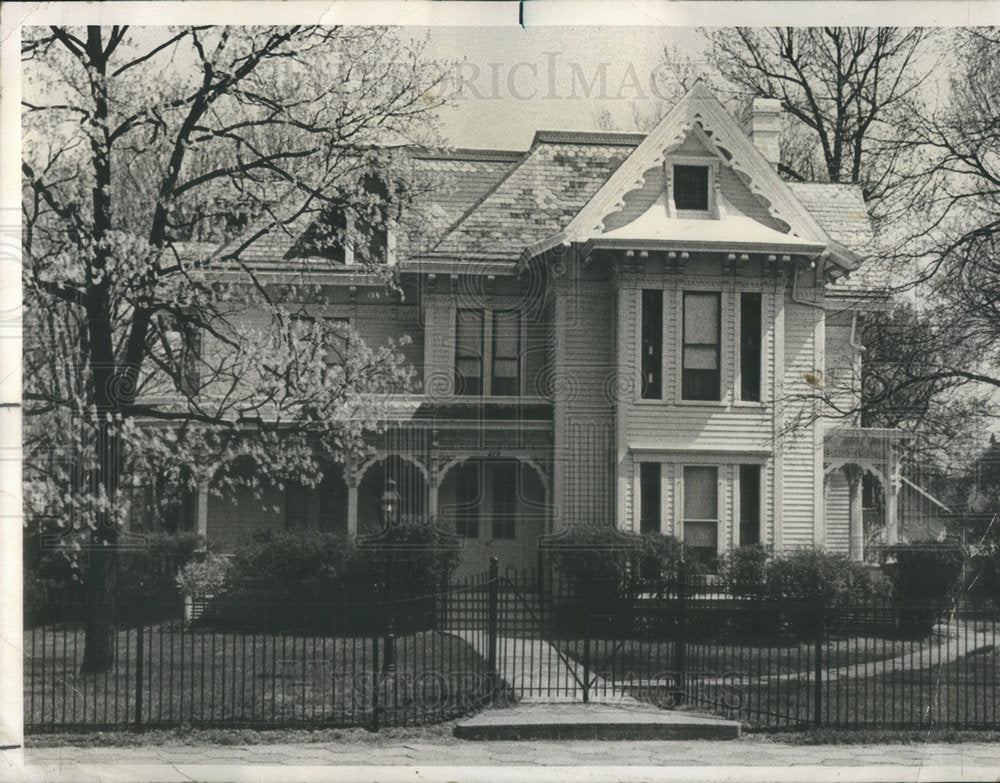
(379, 477), (401, 526)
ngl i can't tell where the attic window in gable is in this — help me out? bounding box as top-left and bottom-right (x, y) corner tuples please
(286, 172), (394, 265)
(673, 165), (709, 211)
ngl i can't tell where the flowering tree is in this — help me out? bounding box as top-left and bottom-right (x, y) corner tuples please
(21, 25), (449, 673)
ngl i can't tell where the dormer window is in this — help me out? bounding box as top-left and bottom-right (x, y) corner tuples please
(673, 165), (709, 211)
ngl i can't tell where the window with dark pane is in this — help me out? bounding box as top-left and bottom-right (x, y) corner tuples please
(356, 173), (389, 264)
(323, 316), (350, 366)
(455, 309), (484, 396)
(492, 462), (517, 540)
(683, 465), (718, 568)
(673, 165), (709, 211)
(682, 292), (721, 401)
(639, 462), (661, 533)
(740, 293), (762, 401)
(739, 464), (761, 545)
(454, 461), (480, 538)
(641, 289), (663, 399)
(286, 205), (348, 262)
(285, 483), (309, 529)
(160, 312), (201, 396)
(491, 310), (521, 396)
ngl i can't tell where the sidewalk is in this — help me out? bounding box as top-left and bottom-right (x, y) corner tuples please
(9, 737), (1000, 782)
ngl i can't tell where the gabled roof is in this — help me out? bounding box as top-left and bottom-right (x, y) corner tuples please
(560, 82), (832, 249)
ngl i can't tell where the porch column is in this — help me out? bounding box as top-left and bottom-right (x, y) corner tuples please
(428, 459), (440, 519)
(844, 464), (864, 562)
(195, 480), (209, 542)
(346, 465), (359, 538)
(885, 448), (901, 546)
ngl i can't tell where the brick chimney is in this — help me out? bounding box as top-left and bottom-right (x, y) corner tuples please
(746, 98), (781, 169)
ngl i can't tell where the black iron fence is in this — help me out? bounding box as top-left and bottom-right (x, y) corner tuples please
(495, 563), (1000, 730)
(24, 570), (498, 732)
(24, 558), (1000, 732)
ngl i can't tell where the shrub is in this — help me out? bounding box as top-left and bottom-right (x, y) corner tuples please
(210, 529), (358, 631)
(882, 542), (964, 603)
(882, 542), (964, 637)
(764, 549), (856, 606)
(721, 544), (769, 599)
(543, 526), (689, 634)
(356, 515), (460, 596)
(222, 529), (356, 604)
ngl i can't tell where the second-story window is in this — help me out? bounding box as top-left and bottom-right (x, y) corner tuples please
(455, 309), (485, 396)
(159, 313), (201, 396)
(641, 289), (663, 399)
(740, 293), (762, 402)
(682, 292), (721, 401)
(455, 308), (521, 397)
(491, 311), (521, 397)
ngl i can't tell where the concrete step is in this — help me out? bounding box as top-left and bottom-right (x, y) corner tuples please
(453, 703), (741, 741)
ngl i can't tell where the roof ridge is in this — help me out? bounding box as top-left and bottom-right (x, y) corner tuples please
(530, 130), (646, 146)
(412, 147), (525, 162)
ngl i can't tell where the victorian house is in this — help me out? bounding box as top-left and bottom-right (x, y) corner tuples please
(155, 83), (906, 575)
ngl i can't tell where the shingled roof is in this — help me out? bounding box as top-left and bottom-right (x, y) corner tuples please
(786, 182), (873, 252)
(420, 134), (638, 260)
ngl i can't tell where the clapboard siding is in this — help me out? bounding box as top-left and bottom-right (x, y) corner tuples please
(825, 469), (850, 552)
(781, 299), (821, 547)
(557, 261), (617, 526)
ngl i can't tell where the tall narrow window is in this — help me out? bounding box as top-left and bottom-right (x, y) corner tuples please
(323, 316), (351, 366)
(455, 309), (484, 396)
(683, 466), (718, 566)
(492, 462), (517, 540)
(641, 289), (663, 399)
(454, 461), (481, 538)
(740, 293), (762, 402)
(739, 464), (761, 545)
(160, 313), (200, 396)
(491, 311), (521, 397)
(639, 462), (661, 534)
(682, 292), (721, 401)
(673, 165), (709, 211)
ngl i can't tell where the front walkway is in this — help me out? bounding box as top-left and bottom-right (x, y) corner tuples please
(15, 739), (1000, 781)
(451, 631), (619, 702)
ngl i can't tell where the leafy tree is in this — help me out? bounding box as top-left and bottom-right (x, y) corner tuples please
(21, 25), (448, 673)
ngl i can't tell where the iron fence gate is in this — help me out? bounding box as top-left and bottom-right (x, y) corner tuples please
(489, 561), (1000, 729)
(24, 557), (1000, 732)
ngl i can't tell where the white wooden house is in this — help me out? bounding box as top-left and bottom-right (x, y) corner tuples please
(162, 83), (903, 574)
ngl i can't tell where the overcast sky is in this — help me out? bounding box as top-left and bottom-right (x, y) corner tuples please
(418, 26), (710, 150)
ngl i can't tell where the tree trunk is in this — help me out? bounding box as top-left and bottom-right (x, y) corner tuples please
(79, 416), (121, 675)
(79, 26), (121, 676)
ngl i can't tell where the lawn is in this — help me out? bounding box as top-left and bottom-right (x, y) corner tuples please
(24, 622), (491, 731)
(553, 634), (941, 681)
(690, 646), (1000, 729)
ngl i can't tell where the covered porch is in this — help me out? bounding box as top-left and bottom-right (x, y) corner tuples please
(824, 426), (909, 561)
